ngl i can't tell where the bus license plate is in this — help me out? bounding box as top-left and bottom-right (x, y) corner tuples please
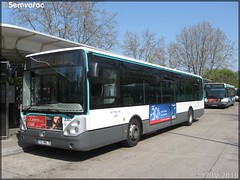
(37, 139), (51, 146)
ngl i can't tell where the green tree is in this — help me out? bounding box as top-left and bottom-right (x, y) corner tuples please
(203, 68), (238, 87)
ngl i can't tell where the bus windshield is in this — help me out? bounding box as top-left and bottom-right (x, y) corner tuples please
(23, 50), (85, 113)
(205, 88), (225, 99)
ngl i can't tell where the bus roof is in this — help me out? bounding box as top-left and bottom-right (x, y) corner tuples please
(26, 46), (202, 79)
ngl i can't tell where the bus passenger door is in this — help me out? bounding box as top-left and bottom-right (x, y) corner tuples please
(88, 62), (124, 144)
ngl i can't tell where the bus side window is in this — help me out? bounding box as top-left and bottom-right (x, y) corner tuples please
(176, 79), (186, 102)
(193, 82), (201, 100)
(185, 80), (193, 101)
(162, 77), (175, 103)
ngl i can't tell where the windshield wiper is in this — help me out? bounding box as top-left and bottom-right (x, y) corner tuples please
(43, 108), (61, 112)
(24, 105), (36, 111)
(24, 103), (83, 113)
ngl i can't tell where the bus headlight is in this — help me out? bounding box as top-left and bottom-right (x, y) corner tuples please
(63, 117), (86, 136)
(221, 98), (228, 103)
(20, 113), (27, 130)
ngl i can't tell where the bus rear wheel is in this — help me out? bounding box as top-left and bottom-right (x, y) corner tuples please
(123, 118), (141, 147)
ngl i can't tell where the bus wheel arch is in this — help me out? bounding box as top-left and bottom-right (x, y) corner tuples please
(185, 107), (194, 126)
(123, 116), (142, 147)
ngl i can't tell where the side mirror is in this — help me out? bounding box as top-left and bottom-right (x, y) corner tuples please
(88, 61), (99, 79)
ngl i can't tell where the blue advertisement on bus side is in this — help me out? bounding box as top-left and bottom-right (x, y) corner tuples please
(149, 103), (176, 125)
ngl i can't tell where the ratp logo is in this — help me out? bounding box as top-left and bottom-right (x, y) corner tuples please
(3, 2), (44, 9)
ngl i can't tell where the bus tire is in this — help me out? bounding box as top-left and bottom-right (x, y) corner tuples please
(123, 118), (141, 147)
(185, 108), (193, 126)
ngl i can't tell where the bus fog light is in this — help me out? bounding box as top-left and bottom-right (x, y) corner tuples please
(69, 143), (74, 149)
(75, 127), (79, 133)
(64, 129), (70, 135)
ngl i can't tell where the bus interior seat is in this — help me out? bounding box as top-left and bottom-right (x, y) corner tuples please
(123, 94), (134, 106)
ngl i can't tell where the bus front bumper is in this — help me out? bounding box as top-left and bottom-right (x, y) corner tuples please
(204, 102), (228, 108)
(20, 129), (91, 151)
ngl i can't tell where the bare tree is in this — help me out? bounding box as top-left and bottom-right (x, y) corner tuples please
(10, 1), (118, 50)
(167, 43), (179, 69)
(122, 30), (166, 65)
(168, 21), (235, 76)
(121, 31), (142, 59)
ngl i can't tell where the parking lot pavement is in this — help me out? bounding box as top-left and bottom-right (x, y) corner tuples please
(1, 103), (239, 178)
(1, 128), (39, 157)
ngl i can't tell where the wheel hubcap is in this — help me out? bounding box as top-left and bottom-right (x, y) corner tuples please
(129, 124), (139, 140)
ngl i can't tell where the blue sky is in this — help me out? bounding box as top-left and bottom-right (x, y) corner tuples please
(98, 2), (238, 44)
(1, 1), (239, 70)
(98, 2), (239, 71)
(2, 1), (238, 44)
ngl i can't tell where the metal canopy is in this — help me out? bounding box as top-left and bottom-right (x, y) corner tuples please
(1, 23), (86, 63)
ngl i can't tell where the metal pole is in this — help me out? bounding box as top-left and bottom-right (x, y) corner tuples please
(0, 61), (9, 139)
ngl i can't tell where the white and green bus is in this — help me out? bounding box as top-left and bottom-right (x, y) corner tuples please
(204, 83), (236, 108)
(20, 47), (204, 151)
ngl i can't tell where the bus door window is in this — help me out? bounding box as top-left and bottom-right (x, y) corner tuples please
(90, 66), (117, 109)
(103, 69), (117, 104)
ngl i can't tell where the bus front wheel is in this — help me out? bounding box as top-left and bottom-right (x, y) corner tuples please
(123, 118), (141, 147)
(185, 108), (193, 126)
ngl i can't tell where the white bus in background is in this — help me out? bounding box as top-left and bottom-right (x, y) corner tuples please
(20, 47), (204, 151)
(204, 83), (236, 108)
(235, 88), (240, 102)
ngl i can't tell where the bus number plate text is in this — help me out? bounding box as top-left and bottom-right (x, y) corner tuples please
(37, 139), (51, 146)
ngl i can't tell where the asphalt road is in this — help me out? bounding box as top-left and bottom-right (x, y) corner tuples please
(2, 103), (239, 179)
